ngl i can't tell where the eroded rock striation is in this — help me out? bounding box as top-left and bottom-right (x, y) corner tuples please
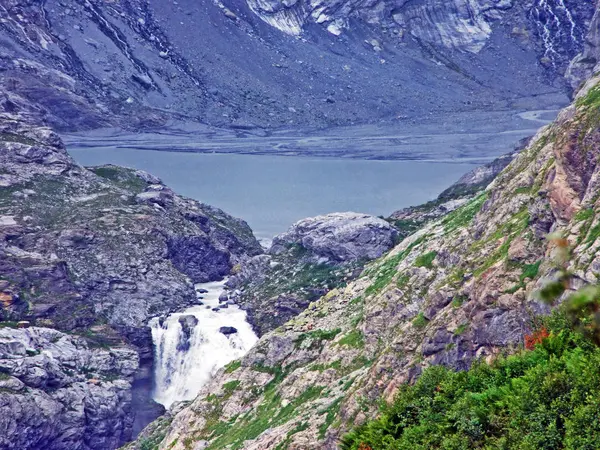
(129, 74), (600, 450)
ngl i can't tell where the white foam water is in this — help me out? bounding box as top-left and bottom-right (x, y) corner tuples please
(150, 279), (258, 408)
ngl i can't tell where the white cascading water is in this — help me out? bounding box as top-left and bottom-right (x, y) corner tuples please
(532, 0), (580, 62)
(150, 279), (258, 408)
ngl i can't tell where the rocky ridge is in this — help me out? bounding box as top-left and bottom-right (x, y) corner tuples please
(388, 140), (525, 238)
(128, 64), (600, 450)
(0, 112), (262, 449)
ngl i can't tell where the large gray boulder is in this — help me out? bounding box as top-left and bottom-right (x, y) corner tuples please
(270, 212), (398, 263)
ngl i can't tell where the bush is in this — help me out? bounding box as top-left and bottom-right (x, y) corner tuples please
(341, 312), (600, 450)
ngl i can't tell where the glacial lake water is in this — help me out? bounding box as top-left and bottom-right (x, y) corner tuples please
(68, 147), (478, 242)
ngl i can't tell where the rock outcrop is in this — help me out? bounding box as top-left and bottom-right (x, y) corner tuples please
(388, 140), (525, 238)
(567, 0), (600, 90)
(0, 326), (138, 450)
(128, 74), (600, 450)
(223, 213), (397, 335)
(0, 112), (262, 449)
(270, 212), (398, 264)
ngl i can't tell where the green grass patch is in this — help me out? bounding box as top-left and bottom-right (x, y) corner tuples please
(414, 251), (437, 269)
(365, 236), (427, 297)
(274, 421), (310, 450)
(451, 295), (467, 308)
(412, 313), (428, 329)
(575, 208), (595, 222)
(514, 186), (531, 195)
(222, 380), (241, 396)
(585, 220), (600, 246)
(223, 360), (241, 374)
(206, 384), (324, 450)
(441, 192), (487, 233)
(318, 398), (344, 439)
(576, 84), (600, 108)
(454, 323), (469, 335)
(295, 328), (341, 350)
(337, 330), (365, 349)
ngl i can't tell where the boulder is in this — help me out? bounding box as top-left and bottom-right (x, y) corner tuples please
(270, 212), (398, 263)
(219, 326), (238, 336)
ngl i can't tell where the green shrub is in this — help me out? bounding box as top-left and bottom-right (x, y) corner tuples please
(341, 311), (600, 450)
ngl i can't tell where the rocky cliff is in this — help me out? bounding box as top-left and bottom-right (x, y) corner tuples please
(127, 70), (600, 450)
(0, 0), (594, 131)
(0, 111), (262, 449)
(0, 326), (138, 450)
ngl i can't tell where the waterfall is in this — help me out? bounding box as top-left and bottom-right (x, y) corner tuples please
(150, 280), (258, 408)
(530, 0), (583, 64)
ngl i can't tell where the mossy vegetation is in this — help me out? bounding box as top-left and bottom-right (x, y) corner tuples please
(414, 251), (437, 269)
(575, 208), (595, 222)
(412, 313), (428, 329)
(90, 166), (148, 193)
(576, 84), (600, 108)
(336, 330), (365, 349)
(441, 192), (487, 233)
(295, 328), (341, 350)
(205, 384), (324, 450)
(472, 208), (530, 277)
(223, 360), (241, 374)
(318, 398), (344, 439)
(364, 235), (426, 297)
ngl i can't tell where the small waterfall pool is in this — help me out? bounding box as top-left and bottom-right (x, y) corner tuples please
(150, 280), (258, 408)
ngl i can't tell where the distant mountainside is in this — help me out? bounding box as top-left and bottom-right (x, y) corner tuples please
(0, 0), (595, 131)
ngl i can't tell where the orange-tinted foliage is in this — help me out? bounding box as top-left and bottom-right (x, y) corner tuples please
(524, 327), (550, 350)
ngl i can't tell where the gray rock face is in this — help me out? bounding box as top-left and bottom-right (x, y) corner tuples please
(0, 113), (262, 448)
(0, 326), (138, 450)
(248, 0), (592, 61)
(270, 212), (398, 263)
(222, 213), (397, 336)
(567, 0), (600, 90)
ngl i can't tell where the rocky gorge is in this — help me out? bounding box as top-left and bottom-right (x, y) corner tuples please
(125, 16), (600, 450)
(0, 110), (263, 448)
(0, 0), (600, 449)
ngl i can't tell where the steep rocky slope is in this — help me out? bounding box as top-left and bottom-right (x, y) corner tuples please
(0, 0), (594, 131)
(387, 137), (531, 239)
(0, 112), (262, 449)
(128, 69), (600, 450)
